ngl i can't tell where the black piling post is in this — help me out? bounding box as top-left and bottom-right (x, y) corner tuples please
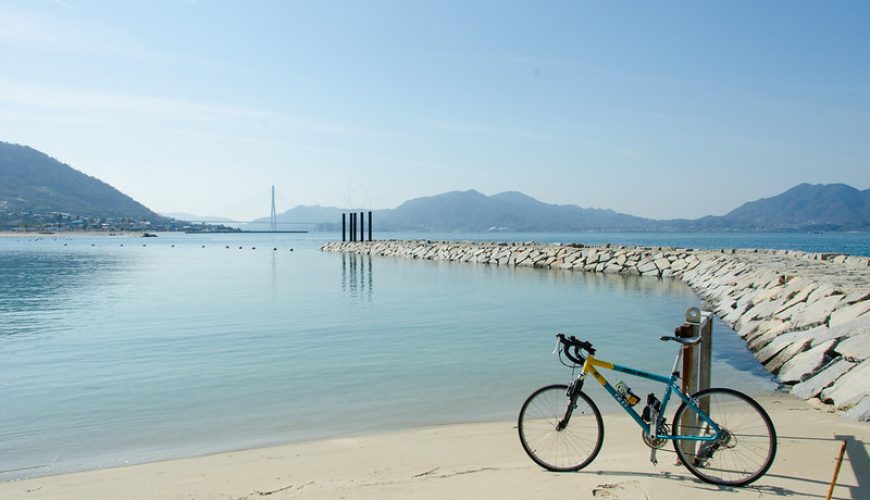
(350, 213), (356, 241)
(368, 211), (373, 241)
(359, 211), (364, 242)
(342, 213), (346, 242)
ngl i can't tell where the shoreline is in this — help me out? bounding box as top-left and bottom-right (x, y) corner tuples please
(1, 392), (866, 499)
(0, 230), (147, 238)
(323, 240), (870, 421)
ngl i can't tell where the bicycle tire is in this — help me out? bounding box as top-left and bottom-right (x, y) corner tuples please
(518, 384), (604, 472)
(671, 387), (777, 486)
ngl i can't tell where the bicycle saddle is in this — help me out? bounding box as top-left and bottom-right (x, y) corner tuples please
(659, 335), (702, 346)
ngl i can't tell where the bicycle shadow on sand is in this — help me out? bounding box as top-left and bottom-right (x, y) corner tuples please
(584, 468), (838, 499)
(585, 433), (867, 499)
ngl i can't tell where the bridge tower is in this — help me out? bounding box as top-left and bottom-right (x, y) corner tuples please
(270, 185), (278, 232)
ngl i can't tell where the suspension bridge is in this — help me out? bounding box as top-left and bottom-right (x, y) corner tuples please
(186, 186), (312, 233)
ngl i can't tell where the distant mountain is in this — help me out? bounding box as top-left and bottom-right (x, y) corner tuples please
(376, 189), (656, 232)
(0, 141), (159, 220)
(267, 205), (351, 225)
(264, 191), (657, 232)
(269, 184), (870, 233)
(251, 204), (370, 231)
(677, 183), (870, 231)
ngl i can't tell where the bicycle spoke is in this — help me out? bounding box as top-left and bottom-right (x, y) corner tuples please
(672, 388), (776, 486)
(518, 385), (604, 472)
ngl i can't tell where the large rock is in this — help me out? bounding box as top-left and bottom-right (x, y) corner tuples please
(829, 300), (870, 327)
(603, 263), (623, 274)
(763, 337), (813, 373)
(790, 358), (855, 400)
(826, 313), (870, 346)
(753, 285), (784, 305)
(721, 302), (751, 326)
(843, 395), (870, 422)
(671, 259), (688, 272)
(790, 294), (845, 329)
(836, 331), (870, 362)
(842, 290), (870, 305)
(654, 258), (671, 271)
(746, 320), (793, 351)
(777, 339), (839, 384)
(637, 261), (658, 274)
(807, 283), (839, 303)
(742, 297), (787, 323)
(777, 283), (818, 313)
(821, 358), (870, 410)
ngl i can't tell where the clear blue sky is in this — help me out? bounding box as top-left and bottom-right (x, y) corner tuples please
(1, 1), (868, 220)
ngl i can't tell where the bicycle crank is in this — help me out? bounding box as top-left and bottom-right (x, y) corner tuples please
(642, 423), (669, 466)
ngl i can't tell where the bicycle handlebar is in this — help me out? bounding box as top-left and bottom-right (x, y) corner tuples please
(556, 333), (595, 365)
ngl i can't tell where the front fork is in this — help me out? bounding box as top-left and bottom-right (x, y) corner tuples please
(557, 375), (586, 431)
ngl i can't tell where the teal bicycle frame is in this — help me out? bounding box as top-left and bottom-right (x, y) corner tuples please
(576, 349), (721, 442)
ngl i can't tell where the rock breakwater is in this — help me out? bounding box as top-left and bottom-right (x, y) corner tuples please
(322, 240), (870, 421)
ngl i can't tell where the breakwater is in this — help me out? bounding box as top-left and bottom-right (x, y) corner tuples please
(322, 240), (870, 421)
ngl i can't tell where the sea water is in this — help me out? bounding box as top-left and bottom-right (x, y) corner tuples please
(4, 231), (860, 479)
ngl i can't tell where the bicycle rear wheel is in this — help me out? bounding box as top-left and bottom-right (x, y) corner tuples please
(671, 387), (776, 486)
(517, 384), (603, 472)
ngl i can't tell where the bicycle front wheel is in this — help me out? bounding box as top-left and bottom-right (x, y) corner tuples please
(672, 387), (776, 486)
(517, 384), (603, 472)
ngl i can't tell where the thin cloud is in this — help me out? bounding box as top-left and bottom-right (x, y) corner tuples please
(0, 8), (149, 57)
(421, 118), (567, 143)
(47, 0), (78, 10)
(173, 129), (451, 171)
(0, 79), (276, 122)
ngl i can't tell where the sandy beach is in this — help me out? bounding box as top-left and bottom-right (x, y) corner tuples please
(1, 392), (866, 500)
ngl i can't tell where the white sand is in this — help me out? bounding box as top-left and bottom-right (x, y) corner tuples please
(1, 393), (867, 499)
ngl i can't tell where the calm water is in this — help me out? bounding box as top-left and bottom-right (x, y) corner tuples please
(4, 231), (859, 480)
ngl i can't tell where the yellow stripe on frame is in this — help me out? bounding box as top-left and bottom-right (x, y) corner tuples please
(591, 369), (608, 386)
(582, 356), (612, 386)
(589, 358), (614, 370)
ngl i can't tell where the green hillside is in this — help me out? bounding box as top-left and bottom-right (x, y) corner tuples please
(0, 141), (159, 221)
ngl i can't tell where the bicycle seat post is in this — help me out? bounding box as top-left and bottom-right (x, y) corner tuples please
(671, 343), (683, 378)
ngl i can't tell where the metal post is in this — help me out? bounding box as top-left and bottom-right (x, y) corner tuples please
(676, 322), (698, 397)
(368, 211), (372, 241)
(678, 306), (714, 459)
(676, 319), (698, 459)
(359, 211), (364, 242)
(698, 310), (713, 395)
(350, 213), (355, 242)
(342, 213), (346, 242)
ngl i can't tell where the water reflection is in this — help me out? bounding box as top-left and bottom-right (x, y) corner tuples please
(341, 253), (373, 301)
(0, 250), (130, 337)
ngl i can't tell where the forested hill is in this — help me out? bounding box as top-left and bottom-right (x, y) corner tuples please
(677, 183), (870, 231)
(0, 141), (159, 220)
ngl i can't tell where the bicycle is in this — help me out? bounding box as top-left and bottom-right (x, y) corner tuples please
(517, 331), (777, 486)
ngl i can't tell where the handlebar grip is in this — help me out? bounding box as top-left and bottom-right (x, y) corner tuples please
(564, 348), (584, 365)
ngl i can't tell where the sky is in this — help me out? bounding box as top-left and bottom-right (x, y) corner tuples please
(1, 1), (868, 221)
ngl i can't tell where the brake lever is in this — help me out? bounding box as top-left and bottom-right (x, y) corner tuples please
(553, 338), (562, 356)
